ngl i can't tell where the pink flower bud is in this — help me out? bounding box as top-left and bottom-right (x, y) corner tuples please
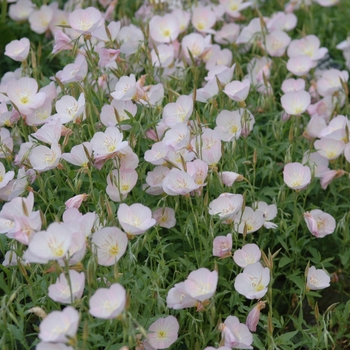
(246, 301), (266, 332)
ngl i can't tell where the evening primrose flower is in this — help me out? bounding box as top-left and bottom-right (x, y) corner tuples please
(69, 7), (102, 34)
(7, 77), (46, 115)
(117, 203), (156, 236)
(91, 227), (128, 266)
(149, 14), (180, 43)
(213, 233), (232, 258)
(306, 266), (330, 290)
(283, 162), (311, 190)
(183, 268), (218, 302)
(39, 306), (79, 342)
(147, 316), (179, 349)
(0, 162), (14, 189)
(303, 209), (336, 238)
(219, 316), (253, 349)
(281, 91), (311, 116)
(48, 270), (85, 304)
(5, 38), (30, 62)
(89, 283), (126, 319)
(28, 223), (72, 261)
(29, 143), (61, 172)
(234, 262), (270, 299)
(233, 243), (261, 268)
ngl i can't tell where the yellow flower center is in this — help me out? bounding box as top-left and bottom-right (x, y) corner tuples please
(109, 244), (119, 256)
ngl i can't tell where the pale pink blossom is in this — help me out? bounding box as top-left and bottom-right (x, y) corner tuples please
(28, 5), (53, 34)
(162, 168), (200, 195)
(181, 33), (211, 63)
(304, 115), (327, 139)
(220, 0), (252, 18)
(58, 55), (88, 84)
(145, 166), (170, 196)
(281, 78), (305, 93)
(196, 80), (219, 102)
(234, 262), (270, 299)
(288, 35), (328, 62)
(111, 74), (137, 101)
(209, 193), (243, 222)
(205, 48), (232, 70)
(214, 23), (240, 44)
(7, 77), (46, 115)
(205, 64), (235, 86)
(151, 44), (175, 68)
(220, 316), (253, 349)
(89, 283), (126, 319)
(39, 306), (79, 342)
(106, 168), (138, 202)
(117, 203), (156, 235)
(214, 109), (242, 141)
(53, 93), (85, 124)
(316, 69), (349, 97)
(302, 151), (329, 178)
(100, 100), (136, 128)
(69, 7), (102, 34)
(26, 98), (52, 126)
(162, 95), (193, 128)
(28, 222), (72, 261)
(218, 171), (243, 186)
(314, 138), (345, 160)
(65, 194), (88, 209)
(144, 142), (170, 166)
(265, 30), (291, 57)
(320, 169), (345, 189)
(149, 14), (180, 43)
(92, 21), (121, 42)
(92, 227), (128, 266)
(36, 343), (73, 350)
(306, 266), (330, 290)
(91, 126), (128, 160)
(303, 209), (336, 238)
(267, 11), (297, 31)
(172, 9), (190, 33)
(191, 128), (222, 166)
(61, 142), (92, 168)
(117, 24), (145, 56)
(246, 301), (266, 332)
(192, 6), (216, 34)
(5, 38), (30, 62)
(233, 243), (261, 268)
(48, 270), (85, 304)
(9, 0), (35, 21)
(255, 202), (278, 229)
(213, 233), (232, 258)
(29, 143), (61, 172)
(236, 207), (265, 234)
(184, 268), (218, 302)
(0, 162), (14, 189)
(166, 282), (197, 310)
(31, 119), (62, 145)
(283, 162), (311, 190)
(153, 207), (176, 228)
(147, 316), (179, 349)
(286, 55), (313, 76)
(281, 90), (310, 115)
(186, 159), (208, 188)
(223, 79), (250, 102)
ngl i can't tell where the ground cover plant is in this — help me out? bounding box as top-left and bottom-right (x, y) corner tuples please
(0, 0), (350, 349)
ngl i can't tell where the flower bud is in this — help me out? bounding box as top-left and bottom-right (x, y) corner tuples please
(246, 301), (266, 332)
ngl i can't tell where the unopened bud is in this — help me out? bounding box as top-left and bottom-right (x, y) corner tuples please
(28, 307), (47, 319)
(246, 301), (266, 332)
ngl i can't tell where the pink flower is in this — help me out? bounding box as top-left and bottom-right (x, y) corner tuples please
(233, 244), (261, 268)
(281, 78), (305, 93)
(69, 7), (102, 34)
(7, 77), (46, 115)
(218, 171), (243, 186)
(52, 30), (73, 54)
(286, 55), (313, 76)
(265, 30), (291, 57)
(166, 282), (197, 310)
(306, 266), (330, 290)
(48, 270), (85, 304)
(5, 38), (30, 62)
(246, 301), (266, 332)
(181, 33), (211, 63)
(219, 316), (253, 349)
(65, 194), (88, 209)
(147, 316), (179, 349)
(0, 162), (14, 189)
(320, 169), (345, 189)
(209, 193), (243, 222)
(61, 142), (92, 168)
(192, 6), (216, 34)
(314, 137), (345, 160)
(29, 143), (61, 172)
(89, 283), (126, 319)
(117, 203), (156, 236)
(213, 233), (232, 258)
(223, 80), (250, 102)
(303, 209), (336, 238)
(39, 306), (79, 342)
(234, 262), (270, 300)
(236, 207), (265, 234)
(28, 5), (53, 34)
(153, 207), (176, 228)
(91, 226), (128, 265)
(183, 268), (218, 302)
(162, 95), (193, 128)
(149, 14), (180, 43)
(283, 162), (311, 190)
(111, 74), (137, 101)
(281, 91), (310, 116)
(288, 35), (328, 62)
(162, 168), (200, 196)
